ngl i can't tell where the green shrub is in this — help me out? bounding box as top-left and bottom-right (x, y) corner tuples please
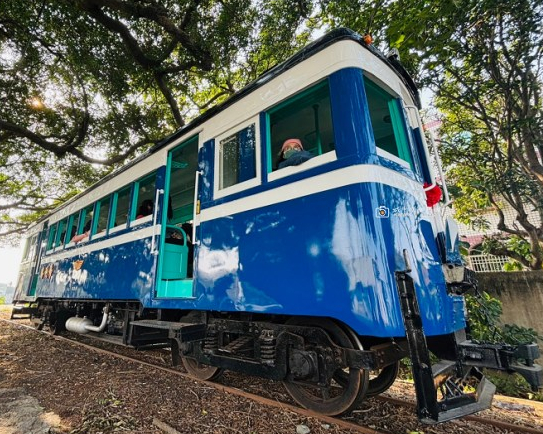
(465, 292), (542, 345)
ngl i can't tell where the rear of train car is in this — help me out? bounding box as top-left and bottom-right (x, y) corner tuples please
(12, 29), (541, 422)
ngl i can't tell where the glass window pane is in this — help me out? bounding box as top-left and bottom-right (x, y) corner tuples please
(47, 224), (57, 250)
(134, 173), (156, 220)
(364, 76), (413, 167)
(25, 235), (37, 260)
(169, 138), (198, 224)
(115, 187), (131, 225)
(219, 124), (256, 189)
(80, 205), (94, 234)
(56, 219), (69, 247)
(95, 196), (111, 234)
(66, 212), (80, 243)
(269, 80), (335, 171)
(21, 238), (30, 260)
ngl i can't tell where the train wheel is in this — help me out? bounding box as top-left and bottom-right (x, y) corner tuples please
(181, 357), (223, 381)
(283, 318), (369, 416)
(48, 310), (70, 335)
(367, 361), (400, 397)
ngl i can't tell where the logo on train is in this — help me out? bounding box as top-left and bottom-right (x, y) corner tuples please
(375, 206), (390, 218)
(40, 264), (55, 279)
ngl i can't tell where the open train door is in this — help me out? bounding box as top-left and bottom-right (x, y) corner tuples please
(155, 135), (199, 298)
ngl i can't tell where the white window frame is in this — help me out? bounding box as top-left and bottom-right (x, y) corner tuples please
(376, 148), (411, 169)
(267, 151), (337, 182)
(214, 117), (261, 199)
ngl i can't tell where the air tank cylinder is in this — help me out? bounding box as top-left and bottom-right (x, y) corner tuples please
(65, 317), (93, 334)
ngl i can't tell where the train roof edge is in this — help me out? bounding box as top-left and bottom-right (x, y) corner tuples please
(25, 27), (421, 232)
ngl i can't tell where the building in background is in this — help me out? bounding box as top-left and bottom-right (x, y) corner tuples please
(423, 119), (541, 273)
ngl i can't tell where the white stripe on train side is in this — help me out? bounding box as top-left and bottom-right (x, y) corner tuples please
(199, 164), (428, 222)
(40, 225), (158, 264)
(40, 164), (428, 265)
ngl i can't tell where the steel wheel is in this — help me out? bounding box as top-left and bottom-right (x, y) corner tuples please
(179, 310), (223, 381)
(181, 357), (223, 381)
(367, 361), (400, 397)
(283, 318), (369, 416)
(48, 310), (69, 335)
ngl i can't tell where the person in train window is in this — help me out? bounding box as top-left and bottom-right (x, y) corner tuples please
(71, 219), (91, 244)
(136, 199), (153, 219)
(277, 138), (313, 169)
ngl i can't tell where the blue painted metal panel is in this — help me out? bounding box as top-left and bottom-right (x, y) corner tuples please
(329, 68), (379, 164)
(150, 180), (463, 338)
(24, 64), (464, 343)
(36, 235), (157, 301)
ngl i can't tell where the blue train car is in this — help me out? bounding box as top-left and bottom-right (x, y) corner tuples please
(12, 29), (541, 422)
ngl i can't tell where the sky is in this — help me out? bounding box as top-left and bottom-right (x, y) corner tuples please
(0, 245), (23, 287)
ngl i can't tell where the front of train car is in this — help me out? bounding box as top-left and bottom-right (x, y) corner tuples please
(190, 29), (542, 422)
(310, 32), (543, 422)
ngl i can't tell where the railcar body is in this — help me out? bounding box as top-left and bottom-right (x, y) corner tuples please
(12, 29), (541, 422)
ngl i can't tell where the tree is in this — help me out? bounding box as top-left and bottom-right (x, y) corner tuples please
(434, 0), (543, 269)
(0, 0), (312, 242)
(321, 0), (543, 269)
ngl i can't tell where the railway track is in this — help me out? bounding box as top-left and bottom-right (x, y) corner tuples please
(2, 318), (542, 434)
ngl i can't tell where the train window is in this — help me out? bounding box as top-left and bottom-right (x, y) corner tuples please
(132, 172), (156, 222)
(65, 211), (80, 245)
(71, 205), (93, 243)
(55, 218), (68, 248)
(28, 234), (38, 260)
(363, 77), (413, 168)
(23, 234), (37, 260)
(93, 196), (111, 237)
(21, 237), (31, 261)
(215, 119), (260, 196)
(46, 224), (57, 251)
(112, 186), (131, 228)
(267, 80), (335, 172)
(168, 137), (198, 224)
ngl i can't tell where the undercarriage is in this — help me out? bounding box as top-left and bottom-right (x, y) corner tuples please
(11, 275), (542, 423)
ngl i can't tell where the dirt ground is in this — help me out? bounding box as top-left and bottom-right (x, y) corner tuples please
(1, 305), (543, 434)
(0, 312), (358, 434)
(0, 388), (64, 434)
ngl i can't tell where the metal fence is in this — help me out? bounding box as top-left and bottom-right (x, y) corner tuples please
(466, 254), (511, 272)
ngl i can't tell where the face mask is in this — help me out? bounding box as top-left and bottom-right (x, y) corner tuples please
(284, 149), (299, 159)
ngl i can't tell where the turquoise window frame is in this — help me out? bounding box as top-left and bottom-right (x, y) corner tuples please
(110, 185), (132, 229)
(91, 201), (100, 236)
(164, 135), (198, 225)
(54, 218), (68, 248)
(130, 172), (155, 221)
(78, 205), (94, 234)
(46, 225), (57, 250)
(93, 195), (112, 235)
(266, 79), (332, 172)
(109, 192), (119, 229)
(388, 99), (413, 167)
(65, 211), (80, 244)
(363, 77), (414, 169)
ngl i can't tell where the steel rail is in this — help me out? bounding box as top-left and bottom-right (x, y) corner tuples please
(377, 395), (543, 434)
(1, 319), (386, 434)
(3, 318), (543, 434)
